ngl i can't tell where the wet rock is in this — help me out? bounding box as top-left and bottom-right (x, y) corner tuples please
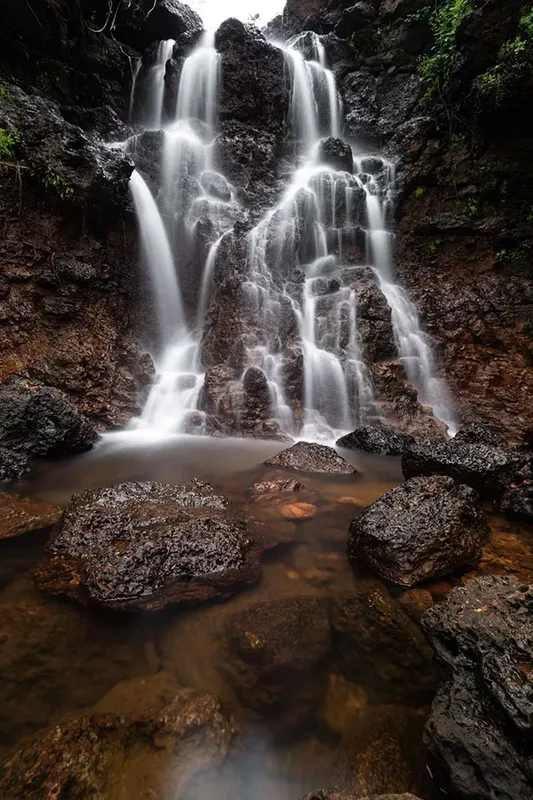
(336, 425), (415, 456)
(249, 477), (306, 500)
(287, 0), (325, 22)
(402, 437), (526, 498)
(0, 379), (98, 458)
(0, 671), (233, 799)
(454, 421), (507, 447)
(224, 596), (330, 725)
(280, 502), (318, 520)
(34, 480), (261, 611)
(329, 583), (434, 702)
(317, 137), (353, 173)
(0, 492), (61, 541)
(142, 0), (202, 45)
(0, 448), (29, 482)
(299, 792), (422, 800)
(200, 170), (232, 201)
(215, 19), (289, 133)
(241, 366), (272, 433)
(348, 475), (489, 586)
(265, 441), (358, 474)
(500, 483), (533, 521)
(343, 71), (421, 145)
(422, 575), (533, 800)
(397, 588), (434, 623)
(334, 2), (377, 38)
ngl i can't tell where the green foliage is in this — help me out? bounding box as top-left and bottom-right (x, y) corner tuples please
(414, 186), (426, 198)
(0, 127), (20, 161)
(280, 119), (295, 139)
(418, 0), (472, 101)
(458, 197), (479, 216)
(427, 238), (442, 254)
(495, 240), (531, 266)
(41, 169), (75, 201)
(479, 5), (533, 89)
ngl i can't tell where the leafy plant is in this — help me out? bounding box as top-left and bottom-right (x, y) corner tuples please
(42, 169), (75, 201)
(280, 119), (295, 139)
(495, 240), (531, 266)
(427, 238), (442, 254)
(479, 5), (533, 89)
(414, 186), (426, 198)
(0, 127), (20, 161)
(418, 0), (472, 101)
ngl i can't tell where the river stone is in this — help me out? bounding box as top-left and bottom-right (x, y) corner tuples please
(348, 475), (488, 586)
(500, 483), (533, 521)
(249, 477), (306, 500)
(329, 583), (434, 703)
(34, 479), (260, 611)
(317, 136), (353, 173)
(0, 672), (233, 800)
(265, 442), (358, 475)
(0, 491), (61, 540)
(453, 421), (507, 447)
(224, 596), (331, 724)
(402, 437), (526, 498)
(0, 380), (98, 457)
(336, 426), (415, 456)
(421, 576), (533, 800)
(0, 447), (29, 482)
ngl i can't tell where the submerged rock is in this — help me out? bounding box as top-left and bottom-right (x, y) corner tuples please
(0, 492), (61, 540)
(422, 575), (533, 800)
(0, 672), (233, 799)
(34, 479), (261, 611)
(336, 426), (415, 456)
(402, 437), (526, 498)
(224, 596), (330, 725)
(0, 380), (98, 457)
(329, 583), (434, 703)
(249, 477), (306, 500)
(265, 441), (358, 474)
(348, 475), (488, 586)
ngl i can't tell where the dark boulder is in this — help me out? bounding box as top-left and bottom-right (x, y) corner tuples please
(142, 0), (202, 44)
(422, 575), (533, 800)
(500, 483), (533, 521)
(334, 2), (377, 39)
(0, 379), (98, 457)
(336, 425), (415, 456)
(348, 475), (488, 586)
(34, 479), (261, 611)
(224, 596), (330, 724)
(215, 19), (289, 133)
(0, 672), (233, 799)
(241, 366), (272, 432)
(454, 421), (507, 447)
(317, 137), (353, 173)
(402, 437), (526, 498)
(0, 448), (29, 482)
(329, 583), (434, 703)
(343, 70), (421, 145)
(299, 792), (423, 800)
(265, 441), (358, 474)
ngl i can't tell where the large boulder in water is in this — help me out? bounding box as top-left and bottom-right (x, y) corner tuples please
(0, 379), (98, 458)
(34, 479), (261, 611)
(215, 19), (289, 133)
(265, 441), (358, 474)
(0, 672), (233, 799)
(421, 575), (533, 800)
(348, 475), (488, 586)
(336, 425), (415, 456)
(402, 437), (527, 498)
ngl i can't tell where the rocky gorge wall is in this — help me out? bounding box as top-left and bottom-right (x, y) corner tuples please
(1, 0), (532, 449)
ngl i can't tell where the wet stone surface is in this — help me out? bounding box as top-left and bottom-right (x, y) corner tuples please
(265, 442), (359, 475)
(0, 491), (61, 540)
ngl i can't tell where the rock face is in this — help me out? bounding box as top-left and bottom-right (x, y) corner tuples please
(336, 425), (415, 456)
(35, 480), (261, 611)
(402, 437), (526, 498)
(0, 492), (61, 540)
(0, 379), (98, 457)
(422, 576), (533, 800)
(224, 596), (331, 724)
(348, 475), (488, 586)
(0, 448), (29, 482)
(299, 793), (422, 800)
(265, 442), (358, 474)
(0, 672), (234, 800)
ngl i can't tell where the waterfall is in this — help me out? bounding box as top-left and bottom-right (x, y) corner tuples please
(124, 24), (454, 442)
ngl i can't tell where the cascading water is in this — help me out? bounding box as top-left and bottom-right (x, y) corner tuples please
(124, 23), (454, 442)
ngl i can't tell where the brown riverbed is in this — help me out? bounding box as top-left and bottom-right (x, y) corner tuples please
(1, 435), (532, 799)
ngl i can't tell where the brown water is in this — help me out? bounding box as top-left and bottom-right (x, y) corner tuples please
(2, 435), (532, 799)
